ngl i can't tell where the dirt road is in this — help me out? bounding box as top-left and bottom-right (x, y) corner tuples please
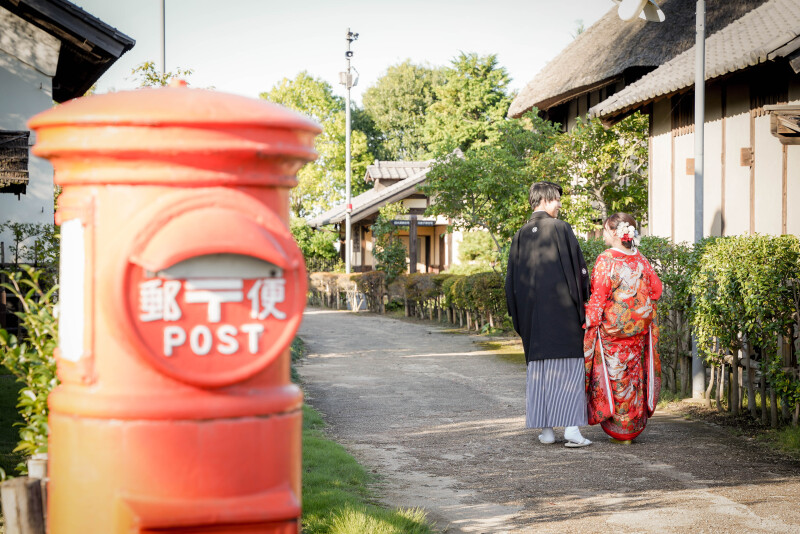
(297, 308), (800, 533)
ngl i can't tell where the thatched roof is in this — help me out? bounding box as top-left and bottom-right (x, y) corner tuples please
(591, 0), (800, 121)
(508, 0), (770, 118)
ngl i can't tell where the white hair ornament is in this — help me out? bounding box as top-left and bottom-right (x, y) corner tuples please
(614, 221), (641, 247)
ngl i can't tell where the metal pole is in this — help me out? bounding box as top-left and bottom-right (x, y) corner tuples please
(692, 0), (706, 398)
(344, 29), (353, 274)
(160, 0), (166, 76)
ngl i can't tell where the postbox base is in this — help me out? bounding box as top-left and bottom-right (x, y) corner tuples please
(47, 409), (301, 534)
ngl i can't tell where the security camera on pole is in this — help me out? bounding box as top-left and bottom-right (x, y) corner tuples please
(339, 29), (359, 274)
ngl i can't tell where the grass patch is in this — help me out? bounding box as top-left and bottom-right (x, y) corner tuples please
(775, 425), (800, 455)
(302, 405), (433, 534)
(656, 389), (687, 410)
(290, 337), (305, 383)
(477, 339), (525, 366)
(0, 374), (24, 477)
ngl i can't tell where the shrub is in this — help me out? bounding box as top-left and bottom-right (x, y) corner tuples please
(0, 267), (59, 472)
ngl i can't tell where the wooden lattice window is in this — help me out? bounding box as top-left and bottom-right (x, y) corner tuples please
(0, 131), (30, 196)
(671, 93), (695, 136)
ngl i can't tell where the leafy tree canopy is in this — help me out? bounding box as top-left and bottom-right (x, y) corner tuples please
(423, 52), (513, 156)
(362, 60), (445, 161)
(420, 112), (560, 270)
(261, 72), (374, 218)
(531, 112), (649, 234)
(130, 61), (194, 87)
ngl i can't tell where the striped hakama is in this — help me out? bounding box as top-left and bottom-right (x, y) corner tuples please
(526, 358), (587, 428)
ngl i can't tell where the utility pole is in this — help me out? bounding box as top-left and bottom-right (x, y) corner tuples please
(692, 0), (707, 398)
(160, 0), (166, 75)
(340, 29), (358, 274)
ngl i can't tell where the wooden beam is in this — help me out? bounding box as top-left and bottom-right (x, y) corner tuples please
(0, 477), (46, 534)
(408, 215), (417, 274)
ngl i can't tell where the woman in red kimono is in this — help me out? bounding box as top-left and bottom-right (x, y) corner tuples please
(584, 213), (663, 443)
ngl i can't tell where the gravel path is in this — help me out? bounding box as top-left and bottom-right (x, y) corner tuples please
(297, 308), (800, 533)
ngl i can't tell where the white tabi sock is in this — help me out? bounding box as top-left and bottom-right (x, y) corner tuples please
(564, 426), (584, 442)
(539, 427), (555, 442)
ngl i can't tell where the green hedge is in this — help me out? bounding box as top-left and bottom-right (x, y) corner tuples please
(307, 235), (800, 427)
(580, 234), (800, 425)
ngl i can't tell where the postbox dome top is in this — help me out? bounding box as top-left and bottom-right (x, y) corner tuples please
(29, 85), (322, 132)
(28, 85), (322, 186)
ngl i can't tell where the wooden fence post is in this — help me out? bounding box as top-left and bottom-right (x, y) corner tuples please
(0, 477), (46, 534)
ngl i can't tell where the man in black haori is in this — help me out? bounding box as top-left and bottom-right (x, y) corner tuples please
(505, 181), (592, 447)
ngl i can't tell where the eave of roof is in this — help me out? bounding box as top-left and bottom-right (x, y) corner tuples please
(364, 159), (434, 181)
(308, 166), (431, 228)
(0, 0), (135, 102)
(590, 0), (800, 122)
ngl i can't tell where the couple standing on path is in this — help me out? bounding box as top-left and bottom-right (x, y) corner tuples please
(505, 181), (663, 447)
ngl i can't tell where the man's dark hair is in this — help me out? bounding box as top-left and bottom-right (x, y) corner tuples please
(529, 181), (563, 210)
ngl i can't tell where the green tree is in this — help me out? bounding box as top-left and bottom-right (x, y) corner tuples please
(129, 61), (194, 87)
(423, 53), (512, 156)
(362, 60), (445, 160)
(290, 217), (338, 261)
(532, 112), (649, 234)
(370, 202), (408, 282)
(261, 72), (374, 218)
(420, 112), (560, 269)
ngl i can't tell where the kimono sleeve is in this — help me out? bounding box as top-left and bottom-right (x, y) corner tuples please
(555, 222), (589, 323)
(585, 254), (613, 327)
(505, 231), (521, 335)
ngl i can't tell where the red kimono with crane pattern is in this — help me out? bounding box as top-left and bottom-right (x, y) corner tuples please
(584, 249), (663, 440)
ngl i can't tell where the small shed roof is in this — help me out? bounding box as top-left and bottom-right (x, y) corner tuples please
(590, 0), (800, 121)
(308, 165), (432, 228)
(508, 0), (769, 118)
(364, 159), (433, 182)
(0, 0), (135, 102)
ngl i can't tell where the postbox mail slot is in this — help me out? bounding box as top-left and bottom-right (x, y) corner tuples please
(130, 208), (293, 273)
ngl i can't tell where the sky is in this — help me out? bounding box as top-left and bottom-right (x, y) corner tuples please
(72, 0), (613, 103)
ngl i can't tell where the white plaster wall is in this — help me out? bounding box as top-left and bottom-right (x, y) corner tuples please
(0, 8), (59, 262)
(673, 133), (695, 244)
(649, 99), (672, 239)
(723, 83), (751, 236)
(704, 86), (724, 237)
(788, 145), (800, 235)
(753, 114), (783, 235)
(451, 230), (463, 267)
(786, 79), (800, 236)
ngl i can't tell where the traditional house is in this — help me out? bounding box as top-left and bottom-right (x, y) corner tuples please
(0, 0), (135, 253)
(509, 0), (769, 131)
(589, 0), (800, 240)
(307, 160), (463, 273)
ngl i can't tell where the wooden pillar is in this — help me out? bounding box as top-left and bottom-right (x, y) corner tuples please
(1, 477), (46, 534)
(409, 215), (418, 274)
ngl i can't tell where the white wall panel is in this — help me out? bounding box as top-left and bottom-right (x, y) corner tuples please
(673, 134), (695, 243)
(786, 145), (800, 235)
(649, 100), (672, 238)
(723, 83), (751, 236)
(704, 86), (724, 237)
(753, 114), (783, 235)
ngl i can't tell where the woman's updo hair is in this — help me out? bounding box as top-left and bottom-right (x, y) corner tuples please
(604, 212), (637, 249)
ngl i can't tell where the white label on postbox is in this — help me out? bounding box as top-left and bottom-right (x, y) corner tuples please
(59, 219), (85, 362)
(136, 275), (285, 358)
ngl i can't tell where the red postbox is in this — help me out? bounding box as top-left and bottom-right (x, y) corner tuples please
(29, 82), (320, 533)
